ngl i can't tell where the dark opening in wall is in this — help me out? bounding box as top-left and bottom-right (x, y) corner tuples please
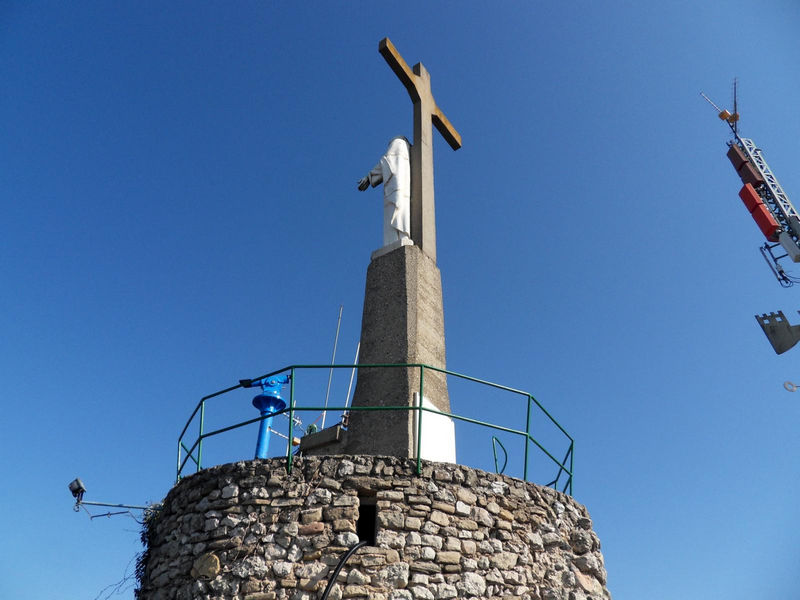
(356, 495), (377, 545)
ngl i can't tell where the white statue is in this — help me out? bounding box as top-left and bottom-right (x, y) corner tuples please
(358, 136), (412, 246)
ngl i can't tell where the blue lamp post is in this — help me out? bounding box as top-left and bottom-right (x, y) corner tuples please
(251, 375), (289, 459)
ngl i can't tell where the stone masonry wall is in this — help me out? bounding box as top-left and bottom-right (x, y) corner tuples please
(138, 456), (610, 600)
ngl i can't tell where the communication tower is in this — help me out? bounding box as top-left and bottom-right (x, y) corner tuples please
(703, 83), (800, 287)
(704, 83), (800, 354)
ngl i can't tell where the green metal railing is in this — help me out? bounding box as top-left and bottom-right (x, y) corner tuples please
(177, 364), (574, 494)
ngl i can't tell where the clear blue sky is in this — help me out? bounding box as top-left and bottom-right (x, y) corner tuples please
(3, 2), (800, 599)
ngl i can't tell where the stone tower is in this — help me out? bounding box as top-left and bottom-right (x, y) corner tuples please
(136, 38), (612, 600)
(137, 457), (610, 600)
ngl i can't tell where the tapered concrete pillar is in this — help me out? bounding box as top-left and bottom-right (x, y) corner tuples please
(343, 244), (451, 457)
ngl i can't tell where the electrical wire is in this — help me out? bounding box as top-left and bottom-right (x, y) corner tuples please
(320, 540), (369, 600)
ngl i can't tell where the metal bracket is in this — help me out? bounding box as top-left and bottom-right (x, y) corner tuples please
(755, 310), (800, 354)
(760, 243), (793, 287)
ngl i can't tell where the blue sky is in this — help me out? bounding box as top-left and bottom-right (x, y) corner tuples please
(3, 2), (800, 599)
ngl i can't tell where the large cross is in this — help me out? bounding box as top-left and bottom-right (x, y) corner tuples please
(379, 37), (462, 263)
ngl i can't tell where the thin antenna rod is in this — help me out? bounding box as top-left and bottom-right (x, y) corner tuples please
(344, 342), (360, 411)
(700, 91), (723, 113)
(321, 305), (343, 429)
(700, 88), (739, 136)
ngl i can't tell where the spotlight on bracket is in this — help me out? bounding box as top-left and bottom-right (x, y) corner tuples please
(67, 477), (151, 519)
(68, 477), (86, 506)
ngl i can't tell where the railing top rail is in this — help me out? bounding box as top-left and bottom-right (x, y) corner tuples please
(176, 363), (574, 490)
(180, 362), (571, 439)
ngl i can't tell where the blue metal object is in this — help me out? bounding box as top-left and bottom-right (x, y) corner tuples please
(251, 376), (289, 459)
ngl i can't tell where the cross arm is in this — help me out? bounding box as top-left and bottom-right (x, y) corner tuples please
(380, 38), (462, 151)
(433, 107), (462, 150)
(379, 38), (420, 103)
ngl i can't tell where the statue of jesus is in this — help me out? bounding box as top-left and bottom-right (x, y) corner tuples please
(357, 136), (412, 247)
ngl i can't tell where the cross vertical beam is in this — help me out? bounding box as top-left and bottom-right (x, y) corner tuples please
(379, 38), (461, 263)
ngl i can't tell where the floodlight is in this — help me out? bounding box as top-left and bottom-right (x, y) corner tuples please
(68, 477), (86, 503)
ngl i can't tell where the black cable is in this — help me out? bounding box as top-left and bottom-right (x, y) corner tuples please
(320, 540), (369, 600)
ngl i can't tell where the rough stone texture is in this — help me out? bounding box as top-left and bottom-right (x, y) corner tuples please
(138, 456), (610, 600)
(337, 245), (450, 458)
(191, 553), (221, 579)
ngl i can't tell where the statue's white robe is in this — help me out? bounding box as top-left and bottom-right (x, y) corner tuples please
(368, 137), (411, 246)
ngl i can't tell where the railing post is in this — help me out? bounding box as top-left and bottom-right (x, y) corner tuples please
(569, 441), (574, 495)
(287, 368), (296, 474)
(197, 399), (205, 472)
(416, 365), (424, 476)
(523, 394), (532, 481)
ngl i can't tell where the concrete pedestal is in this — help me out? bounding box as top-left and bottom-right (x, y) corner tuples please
(344, 244), (451, 457)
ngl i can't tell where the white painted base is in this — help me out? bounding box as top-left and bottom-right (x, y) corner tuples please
(412, 392), (456, 463)
(371, 237), (413, 261)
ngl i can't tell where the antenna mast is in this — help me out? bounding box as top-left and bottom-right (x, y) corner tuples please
(703, 83), (800, 287)
(704, 81), (800, 355)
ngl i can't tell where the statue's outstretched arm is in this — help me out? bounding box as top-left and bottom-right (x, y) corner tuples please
(357, 162), (384, 191)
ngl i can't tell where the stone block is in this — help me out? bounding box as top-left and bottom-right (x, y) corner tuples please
(542, 532), (564, 548)
(454, 501), (471, 516)
(324, 506), (357, 520)
(409, 561), (441, 574)
(244, 592), (274, 600)
(300, 508), (323, 524)
(378, 510), (405, 529)
(495, 519), (512, 531)
(343, 585), (370, 597)
(190, 552), (220, 579)
(375, 563), (410, 588)
(378, 490), (405, 501)
(485, 568), (505, 584)
(333, 519), (356, 533)
(436, 551), (461, 565)
(456, 488), (477, 505)
(420, 535), (443, 550)
(490, 552), (518, 570)
(455, 572), (486, 597)
(332, 495), (359, 507)
(460, 540), (476, 555)
(221, 484), (239, 499)
(409, 585), (435, 600)
(408, 495), (432, 505)
(498, 508), (514, 521)
(569, 530), (592, 555)
(433, 583), (457, 599)
(432, 468), (453, 482)
(457, 519), (478, 531)
(429, 510), (450, 526)
(420, 521), (440, 535)
(272, 561), (293, 577)
(431, 502), (455, 515)
(443, 536), (460, 551)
